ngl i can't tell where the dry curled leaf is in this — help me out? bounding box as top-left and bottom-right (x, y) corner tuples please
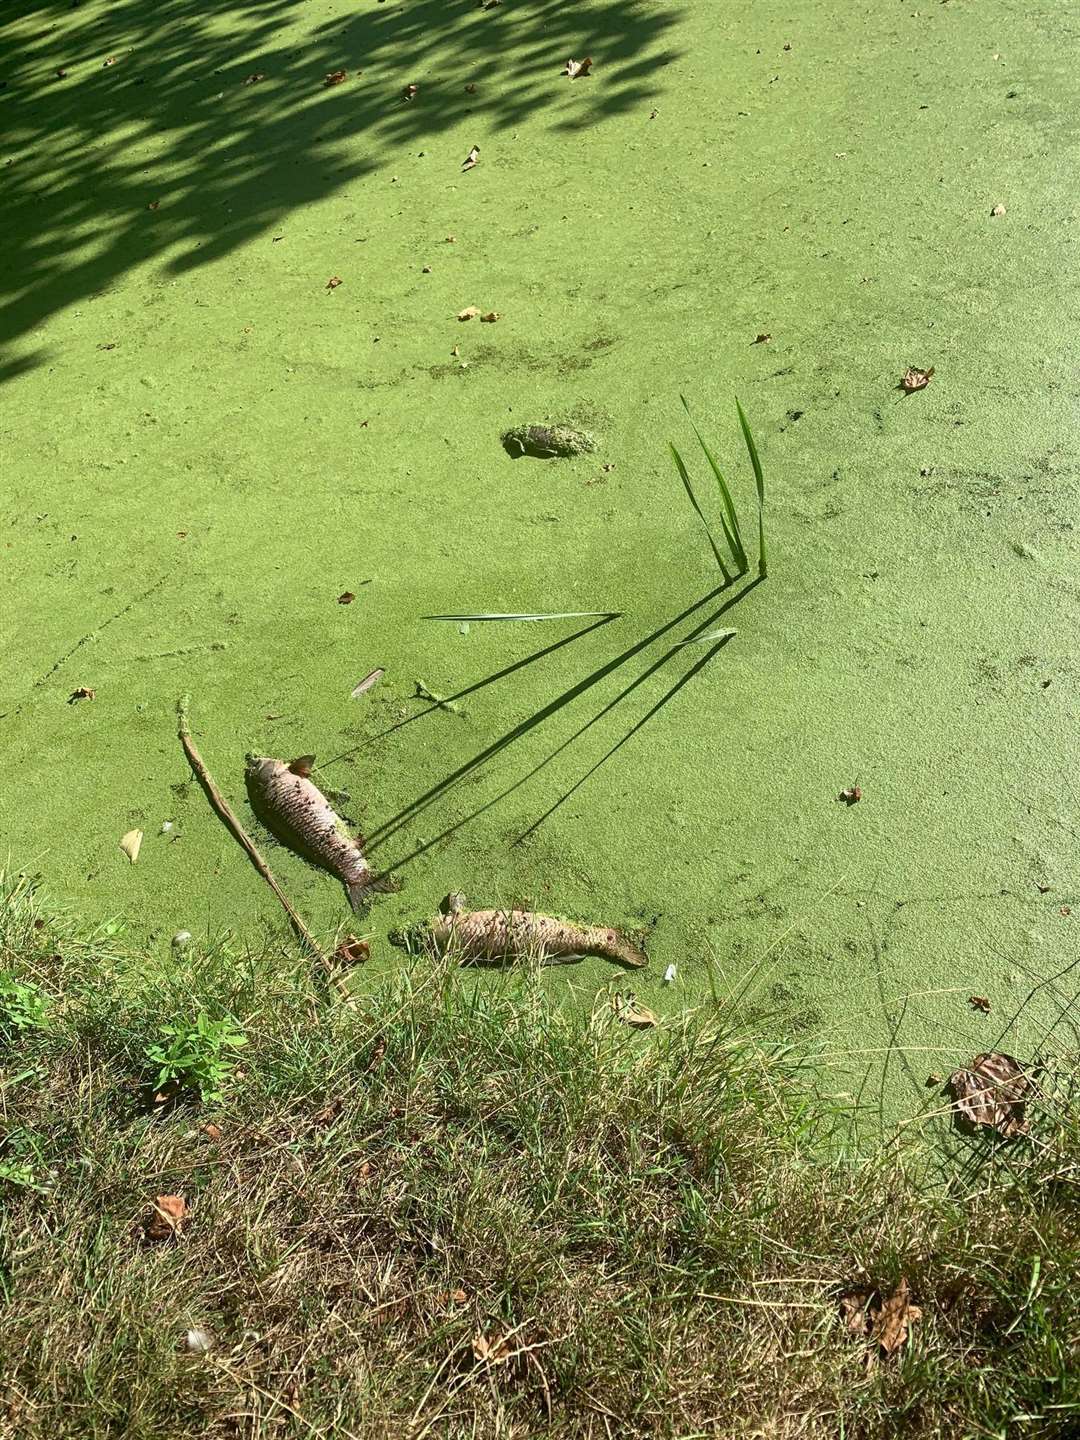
(839, 785), (862, 805)
(949, 1051), (1031, 1137)
(147, 200), (160, 211)
(462, 145), (480, 171)
(202, 1122), (223, 1141)
(752, 332), (771, 344)
(564, 57), (593, 79)
(103, 56), (118, 67)
(472, 1332), (511, 1365)
(326, 275), (343, 290)
(324, 69), (347, 87)
(925, 1073), (943, 1087)
(480, 311), (499, 323)
(969, 995), (991, 1014)
(457, 306), (481, 321)
(839, 1288), (873, 1337)
(68, 686), (96, 703)
(613, 993), (657, 1029)
(991, 203), (1007, 216)
(244, 72), (264, 85)
(337, 591), (356, 605)
(873, 1278), (921, 1356)
(144, 1194), (188, 1242)
(333, 934), (370, 966)
(403, 83), (418, 101)
(311, 1097), (343, 1126)
(900, 365), (934, 392)
(119, 829), (143, 864)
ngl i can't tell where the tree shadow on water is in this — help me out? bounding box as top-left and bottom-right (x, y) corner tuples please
(0, 0), (682, 381)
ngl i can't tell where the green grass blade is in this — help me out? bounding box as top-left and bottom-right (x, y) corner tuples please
(669, 443), (732, 582)
(680, 394), (748, 573)
(735, 396), (767, 579)
(422, 611), (621, 622)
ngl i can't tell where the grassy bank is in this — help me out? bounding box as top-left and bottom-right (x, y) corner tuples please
(1, 872), (1077, 1438)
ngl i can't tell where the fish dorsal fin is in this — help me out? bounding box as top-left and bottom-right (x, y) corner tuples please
(288, 754), (316, 777)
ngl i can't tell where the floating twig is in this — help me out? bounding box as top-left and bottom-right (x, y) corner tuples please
(176, 696), (330, 973)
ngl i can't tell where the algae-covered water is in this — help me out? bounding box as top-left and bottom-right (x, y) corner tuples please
(3, 0), (1079, 1121)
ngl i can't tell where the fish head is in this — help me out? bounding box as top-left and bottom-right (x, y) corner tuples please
(244, 754), (284, 788)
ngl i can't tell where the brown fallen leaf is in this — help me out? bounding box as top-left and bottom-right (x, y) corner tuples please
(337, 591), (356, 605)
(351, 668), (384, 699)
(333, 934), (370, 967)
(244, 72), (264, 85)
(462, 145), (480, 171)
(103, 56), (118, 67)
(900, 365), (934, 393)
(119, 829), (143, 864)
(839, 785), (862, 806)
(366, 1034), (387, 1072)
(144, 1194), (188, 1242)
(613, 993), (657, 1029)
(872, 1278), (921, 1356)
(324, 69), (347, 87)
(949, 1051), (1031, 1137)
(564, 57), (594, 79)
(480, 311), (499, 323)
(326, 275), (343, 290)
(839, 1288), (874, 1338)
(472, 1332), (512, 1364)
(969, 995), (991, 1013)
(991, 203), (1007, 216)
(403, 83), (418, 101)
(147, 200), (160, 211)
(311, 1097), (343, 1126)
(68, 686), (96, 703)
(449, 1287), (468, 1304)
(457, 306), (481, 321)
(202, 1122), (223, 1141)
(752, 332), (771, 344)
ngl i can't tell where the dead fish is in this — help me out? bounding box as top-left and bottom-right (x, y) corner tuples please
(245, 753), (396, 911)
(393, 894), (646, 969)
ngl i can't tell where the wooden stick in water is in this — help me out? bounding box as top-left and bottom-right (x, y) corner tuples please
(176, 695), (330, 970)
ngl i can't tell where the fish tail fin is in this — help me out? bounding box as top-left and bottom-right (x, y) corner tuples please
(347, 872), (401, 913)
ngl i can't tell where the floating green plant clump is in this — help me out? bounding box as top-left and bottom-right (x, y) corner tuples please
(502, 424), (596, 458)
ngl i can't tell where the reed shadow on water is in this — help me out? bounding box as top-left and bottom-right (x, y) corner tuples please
(361, 574), (761, 876)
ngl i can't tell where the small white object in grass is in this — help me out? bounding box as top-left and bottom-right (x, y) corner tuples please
(160, 820), (174, 833)
(663, 963), (677, 984)
(184, 1327), (213, 1355)
(172, 930), (192, 948)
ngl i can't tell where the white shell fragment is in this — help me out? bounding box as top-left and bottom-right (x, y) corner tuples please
(663, 964), (677, 984)
(171, 930), (193, 948)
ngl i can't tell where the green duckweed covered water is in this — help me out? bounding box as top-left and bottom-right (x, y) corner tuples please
(2, 0), (1078, 1125)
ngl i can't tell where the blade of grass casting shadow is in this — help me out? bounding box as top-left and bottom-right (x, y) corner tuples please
(362, 580), (735, 851)
(670, 442), (733, 581)
(372, 579), (759, 871)
(321, 615), (618, 765)
(680, 394), (748, 573)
